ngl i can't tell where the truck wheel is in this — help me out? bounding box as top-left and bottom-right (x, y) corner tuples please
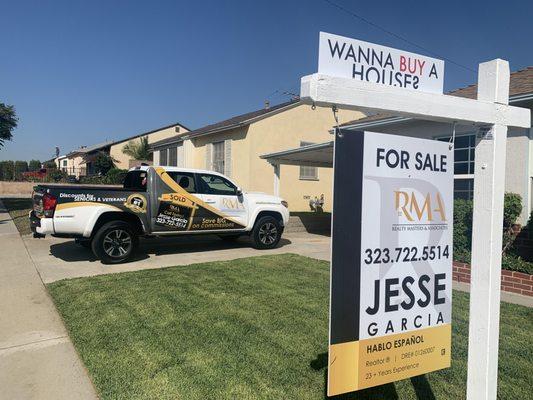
(251, 216), (282, 249)
(91, 221), (138, 264)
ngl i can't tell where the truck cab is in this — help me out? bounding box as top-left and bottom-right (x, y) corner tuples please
(30, 166), (290, 263)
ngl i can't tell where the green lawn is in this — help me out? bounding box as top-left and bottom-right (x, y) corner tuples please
(48, 254), (532, 400)
(1, 197), (33, 235)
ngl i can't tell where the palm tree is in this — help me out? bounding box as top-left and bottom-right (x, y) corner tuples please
(122, 136), (150, 160)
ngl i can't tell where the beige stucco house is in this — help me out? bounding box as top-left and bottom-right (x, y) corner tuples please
(60, 141), (114, 177)
(262, 67), (533, 223)
(109, 122), (190, 169)
(149, 100), (364, 211)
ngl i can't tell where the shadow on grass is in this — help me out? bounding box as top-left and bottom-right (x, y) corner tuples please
(311, 352), (435, 400)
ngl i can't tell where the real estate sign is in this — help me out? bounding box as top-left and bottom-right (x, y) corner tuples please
(328, 131), (453, 396)
(318, 32), (444, 94)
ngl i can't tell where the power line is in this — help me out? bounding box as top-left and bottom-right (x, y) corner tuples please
(322, 0), (476, 74)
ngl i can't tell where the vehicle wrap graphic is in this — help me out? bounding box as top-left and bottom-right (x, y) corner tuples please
(124, 194), (148, 213)
(154, 167), (246, 231)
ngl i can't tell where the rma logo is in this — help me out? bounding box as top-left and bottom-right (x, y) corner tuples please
(394, 191), (446, 223)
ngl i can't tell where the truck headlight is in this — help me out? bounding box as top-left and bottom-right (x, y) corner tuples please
(281, 200), (288, 208)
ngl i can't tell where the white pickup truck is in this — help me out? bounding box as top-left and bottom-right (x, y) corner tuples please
(30, 166), (290, 263)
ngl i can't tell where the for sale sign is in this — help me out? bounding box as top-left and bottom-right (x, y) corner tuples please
(319, 32), (444, 94)
(328, 131), (453, 396)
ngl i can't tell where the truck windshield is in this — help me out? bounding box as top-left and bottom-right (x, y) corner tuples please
(123, 170), (147, 191)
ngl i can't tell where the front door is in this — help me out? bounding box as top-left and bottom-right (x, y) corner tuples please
(196, 173), (248, 228)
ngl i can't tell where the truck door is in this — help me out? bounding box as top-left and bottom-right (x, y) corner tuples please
(195, 172), (248, 228)
(149, 169), (203, 232)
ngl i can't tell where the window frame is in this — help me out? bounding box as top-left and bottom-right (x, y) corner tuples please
(196, 173), (238, 196)
(211, 141), (225, 174)
(299, 141), (319, 181)
(436, 132), (476, 200)
(167, 171), (197, 193)
(159, 148), (168, 166)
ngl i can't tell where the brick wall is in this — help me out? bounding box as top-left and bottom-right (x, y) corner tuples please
(453, 261), (533, 297)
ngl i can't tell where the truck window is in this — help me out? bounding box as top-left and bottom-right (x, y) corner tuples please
(197, 174), (237, 195)
(123, 171), (147, 191)
(168, 172), (196, 193)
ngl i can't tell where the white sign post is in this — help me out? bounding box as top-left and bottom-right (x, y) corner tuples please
(467, 61), (509, 399)
(303, 33), (531, 399)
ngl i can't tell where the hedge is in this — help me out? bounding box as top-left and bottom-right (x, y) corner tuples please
(454, 193), (533, 274)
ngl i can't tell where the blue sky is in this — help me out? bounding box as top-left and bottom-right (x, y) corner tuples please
(2, 0), (532, 161)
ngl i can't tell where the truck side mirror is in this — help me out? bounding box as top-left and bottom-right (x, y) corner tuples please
(236, 187), (243, 196)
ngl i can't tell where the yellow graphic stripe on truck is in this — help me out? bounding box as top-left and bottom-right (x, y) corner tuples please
(56, 202), (122, 212)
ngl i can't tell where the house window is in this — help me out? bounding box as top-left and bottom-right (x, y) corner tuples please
(212, 141), (225, 174)
(168, 147), (177, 167)
(159, 149), (168, 166)
(299, 142), (318, 180)
(438, 133), (476, 200)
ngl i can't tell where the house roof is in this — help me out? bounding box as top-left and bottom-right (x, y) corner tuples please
(340, 66), (533, 128)
(67, 140), (115, 156)
(111, 121), (190, 147)
(150, 99), (300, 149)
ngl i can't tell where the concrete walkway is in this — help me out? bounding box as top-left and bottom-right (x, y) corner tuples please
(0, 200), (98, 400)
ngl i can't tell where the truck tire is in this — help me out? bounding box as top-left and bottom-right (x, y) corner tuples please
(251, 216), (282, 249)
(91, 221), (138, 264)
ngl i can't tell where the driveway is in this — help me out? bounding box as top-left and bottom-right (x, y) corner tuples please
(24, 231), (331, 284)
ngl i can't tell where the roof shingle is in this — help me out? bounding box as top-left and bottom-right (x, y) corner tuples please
(150, 99), (299, 149)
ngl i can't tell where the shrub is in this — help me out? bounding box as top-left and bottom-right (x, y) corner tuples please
(502, 193), (523, 253)
(453, 199), (473, 259)
(0, 160), (14, 180)
(43, 161), (57, 169)
(452, 193), (533, 274)
(29, 159), (42, 171)
(501, 254), (533, 275)
(93, 152), (115, 175)
(79, 175), (106, 185)
(45, 169), (68, 182)
(503, 193), (522, 227)
(14, 160), (28, 180)
(104, 168), (127, 185)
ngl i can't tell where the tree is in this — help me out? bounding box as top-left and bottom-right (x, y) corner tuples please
(122, 136), (151, 160)
(0, 103), (18, 148)
(14, 160), (28, 180)
(29, 159), (42, 171)
(43, 160), (57, 169)
(93, 152), (115, 175)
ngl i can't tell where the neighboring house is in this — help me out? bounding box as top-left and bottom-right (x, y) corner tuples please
(149, 100), (364, 211)
(262, 67), (533, 223)
(54, 155), (68, 172)
(339, 67), (533, 223)
(63, 141), (115, 177)
(109, 122), (190, 169)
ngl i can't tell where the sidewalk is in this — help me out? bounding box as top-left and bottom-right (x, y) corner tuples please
(0, 200), (98, 400)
